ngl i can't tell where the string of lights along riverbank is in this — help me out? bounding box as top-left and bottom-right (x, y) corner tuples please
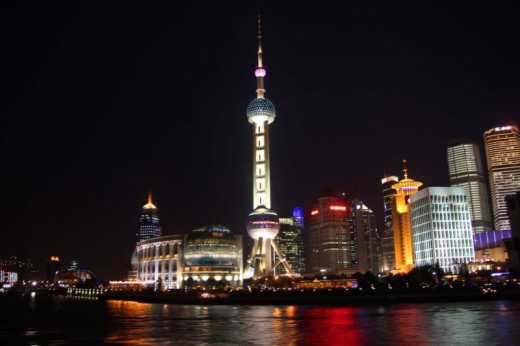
(246, 16), (292, 278)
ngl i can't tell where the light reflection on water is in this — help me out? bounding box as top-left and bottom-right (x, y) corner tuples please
(1, 297), (519, 345)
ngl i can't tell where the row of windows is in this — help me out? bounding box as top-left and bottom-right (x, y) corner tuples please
(139, 242), (180, 259)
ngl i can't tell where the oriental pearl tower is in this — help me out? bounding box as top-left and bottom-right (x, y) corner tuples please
(246, 16), (292, 278)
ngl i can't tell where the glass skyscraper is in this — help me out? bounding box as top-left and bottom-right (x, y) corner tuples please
(447, 141), (492, 233)
(484, 125), (520, 230)
(348, 200), (379, 274)
(380, 175), (398, 272)
(410, 187), (475, 273)
(277, 213), (305, 275)
(138, 193), (161, 241)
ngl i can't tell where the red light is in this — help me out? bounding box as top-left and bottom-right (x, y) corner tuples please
(311, 210), (319, 215)
(329, 205), (346, 211)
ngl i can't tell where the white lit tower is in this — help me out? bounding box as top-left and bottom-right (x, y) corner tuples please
(246, 16), (292, 278)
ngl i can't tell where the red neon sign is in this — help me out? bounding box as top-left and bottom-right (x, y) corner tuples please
(329, 205), (346, 211)
(311, 210), (319, 215)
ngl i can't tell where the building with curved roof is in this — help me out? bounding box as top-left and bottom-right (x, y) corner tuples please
(182, 225), (243, 287)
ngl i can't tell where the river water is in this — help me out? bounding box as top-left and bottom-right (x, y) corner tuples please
(0, 296), (519, 345)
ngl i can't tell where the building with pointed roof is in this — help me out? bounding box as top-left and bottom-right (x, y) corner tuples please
(392, 160), (423, 273)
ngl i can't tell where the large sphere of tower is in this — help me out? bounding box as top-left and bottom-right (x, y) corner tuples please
(246, 206), (280, 240)
(247, 97), (276, 125)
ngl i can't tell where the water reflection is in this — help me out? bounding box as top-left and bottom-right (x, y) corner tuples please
(301, 307), (363, 345)
(2, 297), (520, 345)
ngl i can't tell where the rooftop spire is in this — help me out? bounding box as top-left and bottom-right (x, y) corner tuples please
(402, 159), (408, 179)
(143, 192), (157, 209)
(254, 14), (266, 98)
(257, 14), (263, 68)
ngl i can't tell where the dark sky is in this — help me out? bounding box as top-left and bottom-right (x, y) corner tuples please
(2, 2), (519, 279)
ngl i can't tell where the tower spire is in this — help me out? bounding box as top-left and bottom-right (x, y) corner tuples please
(144, 192), (156, 209)
(402, 159), (408, 179)
(257, 14), (263, 68)
(254, 14), (266, 98)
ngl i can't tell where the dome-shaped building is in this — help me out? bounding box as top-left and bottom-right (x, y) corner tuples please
(182, 225), (243, 287)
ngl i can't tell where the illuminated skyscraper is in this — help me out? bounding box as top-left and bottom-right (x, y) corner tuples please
(484, 125), (520, 230)
(411, 187), (475, 273)
(46, 256), (60, 282)
(348, 200), (379, 274)
(246, 17), (291, 278)
(392, 161), (422, 273)
(380, 175), (399, 272)
(306, 196), (352, 275)
(138, 193), (161, 241)
(277, 209), (305, 274)
(447, 141), (492, 233)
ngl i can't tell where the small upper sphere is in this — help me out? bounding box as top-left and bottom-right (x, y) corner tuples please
(247, 97), (276, 124)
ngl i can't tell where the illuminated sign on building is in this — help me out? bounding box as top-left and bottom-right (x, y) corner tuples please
(329, 205), (347, 211)
(311, 210), (319, 215)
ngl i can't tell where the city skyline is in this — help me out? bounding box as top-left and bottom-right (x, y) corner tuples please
(3, 3), (520, 278)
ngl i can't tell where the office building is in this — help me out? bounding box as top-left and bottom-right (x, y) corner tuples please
(392, 161), (423, 273)
(380, 175), (399, 272)
(306, 196), (353, 275)
(46, 256), (61, 282)
(484, 125), (520, 230)
(447, 141), (493, 233)
(246, 17), (291, 278)
(277, 210), (305, 275)
(138, 193), (161, 241)
(348, 200), (380, 274)
(410, 187), (475, 273)
(506, 192), (520, 270)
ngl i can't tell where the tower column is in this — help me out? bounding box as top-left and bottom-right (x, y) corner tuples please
(245, 16), (291, 279)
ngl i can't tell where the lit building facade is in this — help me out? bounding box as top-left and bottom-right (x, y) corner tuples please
(484, 125), (520, 230)
(410, 187), (475, 273)
(277, 211), (305, 275)
(473, 229), (511, 263)
(135, 235), (183, 289)
(0, 271), (18, 287)
(447, 141), (493, 233)
(246, 17), (291, 278)
(138, 193), (161, 241)
(129, 193), (162, 280)
(182, 225), (243, 287)
(46, 256), (61, 282)
(348, 200), (379, 274)
(380, 175), (399, 272)
(506, 192), (520, 270)
(392, 162), (422, 273)
(306, 196), (353, 275)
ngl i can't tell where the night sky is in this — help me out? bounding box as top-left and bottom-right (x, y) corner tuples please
(2, 2), (519, 279)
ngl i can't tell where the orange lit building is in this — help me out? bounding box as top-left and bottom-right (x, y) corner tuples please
(391, 161), (422, 273)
